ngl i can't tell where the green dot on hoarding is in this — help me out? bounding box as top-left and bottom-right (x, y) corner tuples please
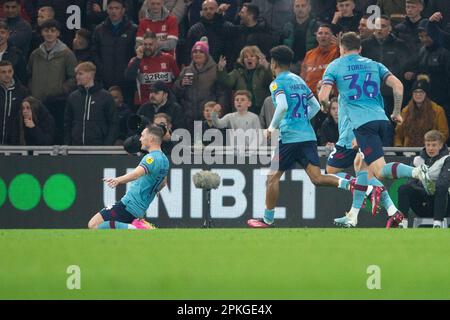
(0, 178), (6, 208)
(9, 174), (41, 211)
(43, 174), (76, 211)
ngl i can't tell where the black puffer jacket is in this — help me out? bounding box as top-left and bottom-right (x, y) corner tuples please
(0, 81), (29, 145)
(92, 16), (137, 88)
(64, 84), (118, 145)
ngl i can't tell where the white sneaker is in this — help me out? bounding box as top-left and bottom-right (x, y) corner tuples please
(433, 220), (443, 228)
(416, 164), (435, 195)
(334, 213), (357, 228)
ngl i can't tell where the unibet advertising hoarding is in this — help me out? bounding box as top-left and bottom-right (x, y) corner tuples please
(0, 155), (408, 228)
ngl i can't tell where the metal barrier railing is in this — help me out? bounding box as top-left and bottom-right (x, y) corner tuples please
(0, 145), (429, 157)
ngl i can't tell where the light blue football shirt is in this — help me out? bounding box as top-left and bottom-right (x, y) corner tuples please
(270, 71), (317, 143)
(121, 150), (169, 218)
(322, 54), (391, 129)
(336, 103), (355, 149)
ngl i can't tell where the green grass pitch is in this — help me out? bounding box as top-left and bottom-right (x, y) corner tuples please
(1, 229), (450, 300)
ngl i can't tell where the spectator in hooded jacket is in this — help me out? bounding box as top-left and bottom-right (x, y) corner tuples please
(0, 60), (28, 145)
(92, 0), (137, 104)
(173, 37), (228, 133)
(64, 62), (118, 145)
(18, 96), (55, 145)
(3, 0), (32, 58)
(28, 19), (78, 144)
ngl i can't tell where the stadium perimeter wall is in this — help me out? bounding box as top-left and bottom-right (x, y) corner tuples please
(0, 154), (412, 228)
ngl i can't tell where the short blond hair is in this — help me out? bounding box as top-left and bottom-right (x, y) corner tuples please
(237, 46), (264, 66)
(75, 61), (96, 73)
(424, 130), (445, 143)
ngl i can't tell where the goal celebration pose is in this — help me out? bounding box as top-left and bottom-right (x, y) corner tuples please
(88, 124), (169, 230)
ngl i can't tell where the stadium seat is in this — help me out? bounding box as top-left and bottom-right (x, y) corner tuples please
(412, 218), (449, 228)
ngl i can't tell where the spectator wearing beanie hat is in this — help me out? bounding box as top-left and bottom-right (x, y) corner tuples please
(395, 75), (449, 147)
(173, 36), (228, 133)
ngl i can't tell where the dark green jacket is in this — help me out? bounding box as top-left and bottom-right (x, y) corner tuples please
(217, 63), (272, 114)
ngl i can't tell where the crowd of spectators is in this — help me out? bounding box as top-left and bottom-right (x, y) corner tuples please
(1, 0), (450, 148)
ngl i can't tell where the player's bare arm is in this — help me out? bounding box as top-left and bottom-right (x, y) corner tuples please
(103, 166), (146, 188)
(318, 84), (333, 113)
(385, 74), (404, 124)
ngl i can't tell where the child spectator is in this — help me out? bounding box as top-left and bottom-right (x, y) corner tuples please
(211, 90), (261, 148)
(201, 101), (225, 146)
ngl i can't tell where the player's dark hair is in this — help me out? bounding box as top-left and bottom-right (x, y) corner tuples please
(146, 124), (166, 143)
(269, 45), (294, 67)
(340, 32), (361, 51)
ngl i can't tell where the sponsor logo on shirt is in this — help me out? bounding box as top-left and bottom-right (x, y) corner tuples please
(140, 72), (171, 83)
